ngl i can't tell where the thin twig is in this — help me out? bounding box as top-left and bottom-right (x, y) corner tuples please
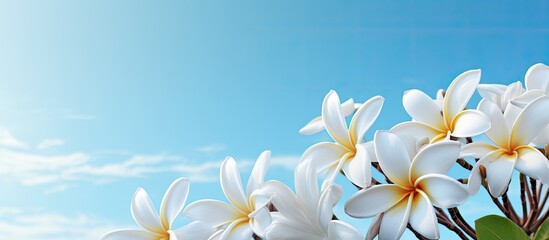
(436, 208), (468, 240)
(502, 191), (521, 225)
(520, 174), (528, 224)
(449, 207), (477, 239)
(456, 158), (473, 171)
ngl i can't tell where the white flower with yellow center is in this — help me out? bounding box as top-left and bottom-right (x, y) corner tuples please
(477, 81), (525, 113)
(464, 96), (549, 197)
(301, 90), (383, 188)
(345, 131), (469, 240)
(263, 159), (362, 240)
(101, 178), (213, 240)
(183, 151), (272, 239)
(392, 69), (491, 143)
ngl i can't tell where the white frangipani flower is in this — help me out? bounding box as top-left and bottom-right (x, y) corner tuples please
(301, 90), (384, 188)
(101, 178), (213, 240)
(264, 159), (362, 240)
(345, 131), (469, 240)
(183, 151), (272, 239)
(299, 98), (361, 135)
(392, 70), (491, 143)
(464, 96), (549, 197)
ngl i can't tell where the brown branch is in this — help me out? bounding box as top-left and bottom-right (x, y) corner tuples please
(436, 208), (468, 240)
(520, 174), (528, 225)
(449, 207), (477, 239)
(456, 158), (473, 171)
(502, 191), (521, 225)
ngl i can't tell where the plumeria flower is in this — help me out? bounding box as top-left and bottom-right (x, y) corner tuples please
(512, 63), (549, 146)
(464, 96), (549, 197)
(301, 90), (384, 188)
(101, 178), (213, 240)
(392, 69), (491, 143)
(263, 159), (362, 240)
(299, 98), (361, 135)
(345, 131), (469, 240)
(183, 151), (272, 239)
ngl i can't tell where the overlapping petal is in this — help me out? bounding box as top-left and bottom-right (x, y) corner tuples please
(478, 99), (510, 148)
(408, 190), (439, 239)
(323, 90), (352, 148)
(301, 142), (348, 173)
(450, 109), (490, 138)
(510, 96), (549, 147)
(169, 221), (215, 240)
(403, 89), (445, 131)
(101, 230), (163, 240)
(443, 69), (481, 126)
(416, 174), (469, 208)
(299, 99), (358, 135)
(183, 200), (246, 228)
(327, 220), (362, 240)
(220, 157), (249, 211)
(131, 188), (164, 234)
(160, 177), (190, 230)
(246, 151), (271, 199)
(409, 140), (460, 182)
(374, 131), (411, 187)
(342, 144), (372, 188)
(525, 63), (549, 92)
(379, 194), (413, 240)
(515, 146), (549, 184)
(345, 185), (409, 218)
(468, 150), (505, 195)
(349, 95), (384, 145)
(486, 152), (517, 197)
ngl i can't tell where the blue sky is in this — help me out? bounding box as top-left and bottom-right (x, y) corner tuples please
(0, 1), (548, 239)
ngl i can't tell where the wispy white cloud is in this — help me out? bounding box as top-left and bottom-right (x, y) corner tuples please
(270, 155), (300, 171)
(0, 208), (125, 240)
(37, 138), (65, 150)
(0, 147), (226, 188)
(196, 143), (226, 153)
(0, 128), (28, 149)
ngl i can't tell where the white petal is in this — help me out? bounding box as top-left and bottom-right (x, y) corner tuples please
(504, 101), (523, 129)
(299, 116), (324, 135)
(328, 220), (362, 240)
(486, 152), (517, 197)
(515, 146), (549, 184)
(444, 69), (481, 125)
(249, 207), (272, 237)
(342, 144), (372, 188)
(265, 214), (321, 240)
(460, 142), (499, 159)
(317, 182), (343, 228)
(379, 194), (413, 240)
(349, 96), (384, 145)
(365, 214), (382, 240)
(183, 200), (245, 227)
(408, 190), (439, 239)
(262, 181), (308, 223)
(467, 150), (504, 195)
(532, 124), (549, 146)
(511, 96), (549, 146)
(322, 90), (352, 148)
(416, 174), (469, 208)
(511, 90), (546, 108)
(341, 98), (358, 116)
(301, 142), (348, 174)
(345, 184), (409, 218)
(451, 109), (491, 138)
(374, 131), (411, 187)
(100, 230), (162, 240)
(402, 89), (445, 131)
(477, 84), (506, 104)
(478, 99), (510, 148)
(295, 159), (320, 217)
(390, 122), (443, 142)
(159, 177), (190, 230)
(362, 141), (378, 162)
(410, 140), (460, 183)
(131, 188), (164, 234)
(525, 63), (549, 92)
(170, 221), (215, 240)
(501, 81), (525, 110)
(246, 151), (271, 199)
(220, 157), (249, 211)
(219, 219), (253, 240)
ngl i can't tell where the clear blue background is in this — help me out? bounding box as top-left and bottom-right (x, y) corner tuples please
(0, 1), (548, 239)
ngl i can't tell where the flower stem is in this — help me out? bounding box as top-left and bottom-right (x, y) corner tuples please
(448, 207), (476, 239)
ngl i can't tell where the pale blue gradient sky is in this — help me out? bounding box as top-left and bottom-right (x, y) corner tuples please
(0, 1), (548, 239)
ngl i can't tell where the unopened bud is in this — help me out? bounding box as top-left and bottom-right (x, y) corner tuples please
(479, 165), (487, 179)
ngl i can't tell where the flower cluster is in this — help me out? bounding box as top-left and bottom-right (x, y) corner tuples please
(102, 63), (549, 240)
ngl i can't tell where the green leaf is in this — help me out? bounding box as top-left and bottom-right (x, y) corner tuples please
(535, 217), (549, 240)
(475, 215), (529, 240)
